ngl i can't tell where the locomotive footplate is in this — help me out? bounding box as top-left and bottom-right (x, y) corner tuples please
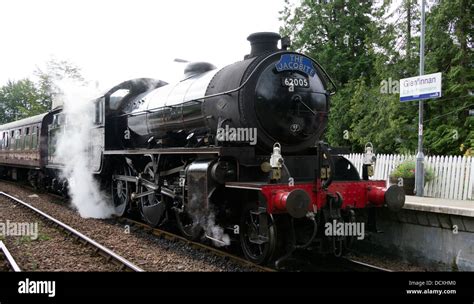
(104, 147), (223, 155)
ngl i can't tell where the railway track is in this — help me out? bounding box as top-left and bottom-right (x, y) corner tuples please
(0, 183), (274, 272)
(0, 241), (21, 272)
(0, 191), (144, 272)
(0, 183), (393, 272)
(114, 217), (275, 272)
(114, 218), (391, 272)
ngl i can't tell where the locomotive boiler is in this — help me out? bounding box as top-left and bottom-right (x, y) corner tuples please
(0, 32), (406, 265)
(117, 32), (330, 155)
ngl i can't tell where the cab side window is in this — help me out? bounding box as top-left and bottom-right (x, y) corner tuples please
(94, 98), (105, 125)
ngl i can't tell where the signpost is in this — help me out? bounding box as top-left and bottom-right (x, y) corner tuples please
(399, 71), (442, 197)
(397, 0), (445, 197)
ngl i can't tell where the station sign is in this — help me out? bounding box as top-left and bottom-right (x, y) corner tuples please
(400, 72), (442, 102)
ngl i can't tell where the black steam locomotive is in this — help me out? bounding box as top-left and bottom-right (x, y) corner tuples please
(0, 32), (405, 264)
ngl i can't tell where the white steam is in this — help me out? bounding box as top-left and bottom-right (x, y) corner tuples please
(205, 212), (230, 247)
(55, 80), (115, 219)
(188, 193), (230, 247)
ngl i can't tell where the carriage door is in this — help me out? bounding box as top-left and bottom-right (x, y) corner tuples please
(90, 98), (105, 173)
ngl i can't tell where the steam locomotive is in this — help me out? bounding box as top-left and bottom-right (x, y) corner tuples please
(0, 32), (405, 264)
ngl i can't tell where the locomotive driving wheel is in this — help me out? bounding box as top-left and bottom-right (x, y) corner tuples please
(240, 203), (277, 265)
(112, 166), (133, 217)
(139, 162), (166, 227)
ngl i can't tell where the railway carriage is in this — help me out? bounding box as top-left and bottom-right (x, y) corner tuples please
(0, 114), (45, 180)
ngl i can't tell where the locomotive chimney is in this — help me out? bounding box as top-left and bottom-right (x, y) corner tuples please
(246, 32), (281, 59)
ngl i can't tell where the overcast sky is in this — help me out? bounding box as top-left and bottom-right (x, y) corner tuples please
(0, 0), (286, 89)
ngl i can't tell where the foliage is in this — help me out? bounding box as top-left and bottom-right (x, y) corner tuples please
(0, 59), (85, 124)
(390, 159), (435, 182)
(280, 0), (474, 156)
(0, 79), (49, 123)
(280, 0), (376, 87)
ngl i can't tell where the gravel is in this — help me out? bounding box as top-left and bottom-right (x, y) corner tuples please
(0, 181), (256, 272)
(0, 196), (119, 272)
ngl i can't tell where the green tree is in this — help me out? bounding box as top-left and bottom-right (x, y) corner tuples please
(0, 79), (48, 124)
(423, 0), (474, 155)
(368, 0), (421, 154)
(0, 59), (87, 124)
(280, 0), (377, 87)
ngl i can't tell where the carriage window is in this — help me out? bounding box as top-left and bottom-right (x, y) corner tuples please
(26, 127), (30, 135)
(32, 126), (38, 149)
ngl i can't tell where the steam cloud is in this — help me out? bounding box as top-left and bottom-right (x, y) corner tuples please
(188, 193), (230, 247)
(54, 80), (115, 219)
(204, 212), (230, 247)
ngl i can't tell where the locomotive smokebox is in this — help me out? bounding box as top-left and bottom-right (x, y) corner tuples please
(246, 32), (281, 58)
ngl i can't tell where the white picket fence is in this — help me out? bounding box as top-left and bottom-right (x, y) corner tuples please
(344, 154), (474, 200)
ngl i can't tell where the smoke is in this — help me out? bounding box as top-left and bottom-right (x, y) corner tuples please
(54, 80), (115, 219)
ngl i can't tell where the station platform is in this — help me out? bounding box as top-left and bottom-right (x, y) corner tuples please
(404, 196), (474, 218)
(358, 195), (474, 271)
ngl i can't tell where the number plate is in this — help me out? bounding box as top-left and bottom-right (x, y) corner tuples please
(281, 77), (309, 88)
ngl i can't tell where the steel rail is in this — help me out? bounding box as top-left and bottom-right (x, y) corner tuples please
(0, 241), (21, 272)
(0, 191), (144, 272)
